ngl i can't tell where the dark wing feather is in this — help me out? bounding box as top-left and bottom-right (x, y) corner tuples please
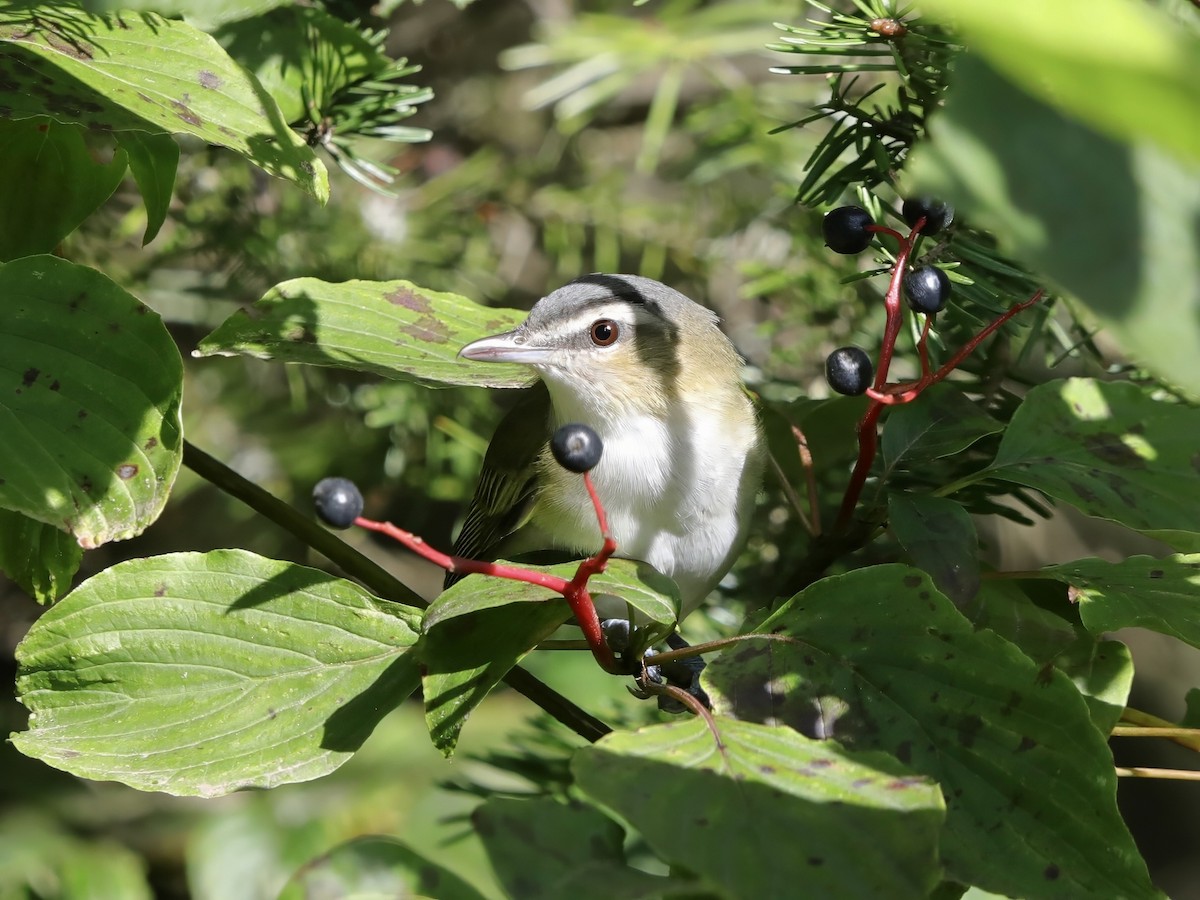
(445, 383), (551, 589)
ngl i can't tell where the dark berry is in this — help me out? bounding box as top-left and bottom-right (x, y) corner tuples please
(313, 477), (363, 529)
(825, 346), (874, 396)
(822, 206), (875, 254)
(601, 618), (632, 652)
(903, 266), (952, 314)
(902, 197), (954, 235)
(551, 423), (603, 473)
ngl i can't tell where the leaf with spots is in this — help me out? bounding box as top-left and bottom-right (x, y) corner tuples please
(196, 277), (531, 388)
(0, 255), (182, 548)
(572, 718), (944, 899)
(0, 4), (327, 201)
(11, 550), (422, 797)
(422, 559), (678, 755)
(277, 835), (488, 900)
(0, 118), (128, 261)
(471, 797), (690, 900)
(0, 508), (82, 604)
(703, 565), (1155, 898)
(984, 378), (1200, 551)
(1041, 554), (1200, 652)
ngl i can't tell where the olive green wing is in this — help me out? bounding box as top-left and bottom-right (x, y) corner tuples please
(445, 383), (550, 589)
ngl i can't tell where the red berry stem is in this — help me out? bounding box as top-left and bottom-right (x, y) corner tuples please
(834, 284), (1046, 532)
(352, 472), (620, 673)
(871, 216), (925, 389)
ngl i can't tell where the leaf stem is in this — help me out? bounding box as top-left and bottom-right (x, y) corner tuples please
(1115, 766), (1200, 781)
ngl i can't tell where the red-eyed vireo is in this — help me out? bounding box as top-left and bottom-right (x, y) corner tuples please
(451, 274), (764, 621)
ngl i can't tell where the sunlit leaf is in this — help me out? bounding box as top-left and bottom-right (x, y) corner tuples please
(574, 718), (944, 899)
(13, 551), (421, 796)
(0, 3), (327, 201)
(1042, 554), (1200, 652)
(197, 277), (530, 389)
(985, 379), (1200, 550)
(0, 256), (182, 548)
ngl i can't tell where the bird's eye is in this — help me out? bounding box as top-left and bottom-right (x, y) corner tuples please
(590, 319), (619, 347)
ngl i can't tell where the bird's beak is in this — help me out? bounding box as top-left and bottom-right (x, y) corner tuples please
(459, 331), (556, 364)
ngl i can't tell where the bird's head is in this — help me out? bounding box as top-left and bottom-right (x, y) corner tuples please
(459, 275), (743, 425)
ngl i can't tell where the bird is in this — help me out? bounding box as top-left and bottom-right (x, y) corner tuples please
(450, 273), (765, 622)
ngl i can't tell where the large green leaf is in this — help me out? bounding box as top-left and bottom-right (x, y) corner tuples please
(12, 550), (422, 796)
(918, 0), (1200, 167)
(0, 508), (82, 603)
(422, 559), (679, 755)
(0, 256), (183, 548)
(197, 277), (531, 388)
(573, 718), (944, 899)
(704, 565), (1155, 898)
(983, 378), (1200, 550)
(472, 797), (687, 899)
(0, 3), (327, 202)
(0, 118), (128, 261)
(908, 53), (1200, 397)
(1042, 554), (1200, 652)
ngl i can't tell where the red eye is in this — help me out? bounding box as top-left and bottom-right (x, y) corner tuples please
(590, 319), (619, 346)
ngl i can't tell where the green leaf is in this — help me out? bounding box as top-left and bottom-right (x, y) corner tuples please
(0, 118), (127, 261)
(984, 378), (1200, 550)
(1053, 638), (1134, 735)
(967, 579), (1079, 665)
(422, 559), (679, 755)
(12, 550), (422, 796)
(1041, 554), (1200, 652)
(116, 130), (179, 245)
(0, 4), (327, 202)
(573, 718), (944, 899)
(196, 277), (531, 389)
(0, 814), (153, 900)
(0, 256), (183, 548)
(216, 6), (390, 124)
(888, 493), (980, 607)
(908, 54), (1200, 397)
(0, 508), (82, 603)
(472, 797), (687, 899)
(917, 0), (1200, 167)
(278, 836), (488, 900)
(423, 597), (571, 758)
(881, 384), (1003, 469)
(704, 565), (1155, 898)
(425, 559), (679, 633)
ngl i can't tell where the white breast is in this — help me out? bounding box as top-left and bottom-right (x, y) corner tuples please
(531, 405), (762, 616)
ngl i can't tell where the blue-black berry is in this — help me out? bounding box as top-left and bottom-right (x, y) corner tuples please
(903, 266), (952, 314)
(825, 346), (874, 396)
(902, 197), (954, 235)
(313, 477), (364, 529)
(822, 206), (875, 254)
(551, 423), (603, 473)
